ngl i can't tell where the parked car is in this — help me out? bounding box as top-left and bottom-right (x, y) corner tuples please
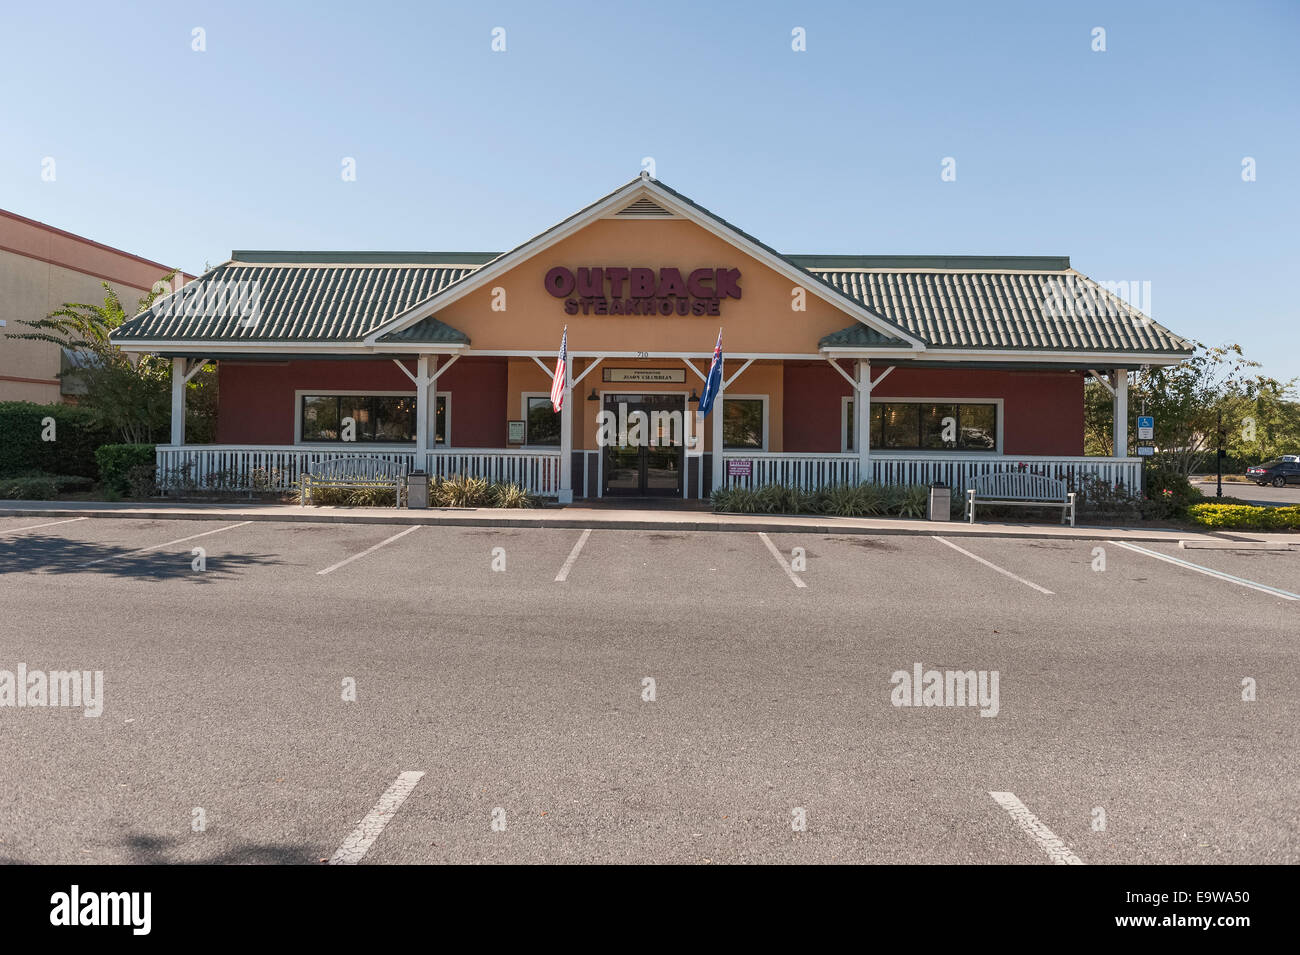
(1245, 458), (1300, 487)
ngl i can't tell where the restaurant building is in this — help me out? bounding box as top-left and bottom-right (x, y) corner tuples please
(111, 175), (1193, 502)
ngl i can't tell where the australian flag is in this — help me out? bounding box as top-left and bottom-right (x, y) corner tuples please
(698, 330), (723, 417)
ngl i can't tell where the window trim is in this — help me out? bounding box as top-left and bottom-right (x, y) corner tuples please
(520, 391), (561, 448)
(294, 389), (451, 446)
(721, 393), (769, 452)
(840, 396), (1003, 453)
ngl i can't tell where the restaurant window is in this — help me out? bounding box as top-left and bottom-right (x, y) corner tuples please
(844, 400), (997, 452)
(299, 393), (446, 444)
(526, 395), (561, 446)
(722, 397), (765, 450)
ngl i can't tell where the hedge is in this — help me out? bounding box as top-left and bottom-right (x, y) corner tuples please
(0, 402), (114, 479)
(95, 444), (157, 495)
(1186, 503), (1300, 530)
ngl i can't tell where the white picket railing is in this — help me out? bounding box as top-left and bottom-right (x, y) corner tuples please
(425, 449), (561, 495)
(720, 452), (1141, 493)
(155, 445), (562, 497)
(721, 453), (859, 491)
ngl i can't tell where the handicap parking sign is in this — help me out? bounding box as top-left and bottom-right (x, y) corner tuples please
(1137, 416), (1154, 440)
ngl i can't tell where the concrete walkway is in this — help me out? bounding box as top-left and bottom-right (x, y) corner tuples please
(2, 498), (1295, 544)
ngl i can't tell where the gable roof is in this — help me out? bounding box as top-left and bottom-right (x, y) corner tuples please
(360, 175), (926, 349)
(109, 178), (1193, 363)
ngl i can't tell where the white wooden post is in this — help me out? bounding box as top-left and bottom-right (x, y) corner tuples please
(1112, 368), (1128, 457)
(710, 377), (725, 492)
(170, 356), (186, 446)
(558, 360), (574, 503)
(415, 355), (431, 462)
(856, 359), (871, 484)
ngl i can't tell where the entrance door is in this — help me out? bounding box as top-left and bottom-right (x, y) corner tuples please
(602, 393), (685, 497)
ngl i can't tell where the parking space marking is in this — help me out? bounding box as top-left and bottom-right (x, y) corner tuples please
(1110, 540), (1299, 600)
(932, 536), (1053, 595)
(758, 532), (807, 588)
(554, 528), (592, 582)
(328, 771), (425, 865)
(80, 521), (253, 567)
(989, 791), (1085, 865)
(0, 517), (88, 535)
(317, 525), (420, 576)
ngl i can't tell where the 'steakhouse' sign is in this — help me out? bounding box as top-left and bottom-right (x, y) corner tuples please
(544, 266), (741, 316)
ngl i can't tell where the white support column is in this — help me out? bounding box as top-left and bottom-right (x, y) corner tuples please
(558, 360), (574, 503)
(415, 355), (431, 463)
(856, 360), (871, 483)
(1112, 368), (1129, 457)
(170, 357), (186, 446)
(710, 377), (725, 492)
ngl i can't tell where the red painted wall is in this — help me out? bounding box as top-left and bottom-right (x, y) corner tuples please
(781, 361), (1084, 455)
(216, 357), (508, 447)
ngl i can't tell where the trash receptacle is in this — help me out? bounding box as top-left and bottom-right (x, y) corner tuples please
(407, 470), (429, 509)
(927, 482), (951, 521)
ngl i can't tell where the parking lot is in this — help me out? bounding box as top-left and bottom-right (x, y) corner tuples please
(0, 514), (1296, 865)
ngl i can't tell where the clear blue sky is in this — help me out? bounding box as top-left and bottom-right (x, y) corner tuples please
(2, 0), (1296, 380)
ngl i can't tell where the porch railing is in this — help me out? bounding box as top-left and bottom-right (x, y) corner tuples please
(720, 452), (1141, 493)
(155, 445), (562, 497)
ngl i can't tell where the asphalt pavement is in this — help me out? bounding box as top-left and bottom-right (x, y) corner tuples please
(0, 515), (1295, 864)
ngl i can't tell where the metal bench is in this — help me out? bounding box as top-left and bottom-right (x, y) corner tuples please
(966, 472), (1075, 526)
(300, 457), (406, 507)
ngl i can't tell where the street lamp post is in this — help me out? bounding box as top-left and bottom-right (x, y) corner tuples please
(1216, 409), (1224, 499)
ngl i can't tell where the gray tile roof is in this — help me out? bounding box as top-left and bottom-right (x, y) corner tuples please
(813, 269), (1192, 354)
(376, 314), (469, 344)
(113, 262), (477, 342)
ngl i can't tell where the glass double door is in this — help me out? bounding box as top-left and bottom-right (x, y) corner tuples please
(602, 393), (684, 497)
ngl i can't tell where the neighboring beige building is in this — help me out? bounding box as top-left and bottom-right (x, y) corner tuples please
(0, 208), (190, 403)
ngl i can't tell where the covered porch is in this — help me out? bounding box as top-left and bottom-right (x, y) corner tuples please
(157, 351), (1142, 501)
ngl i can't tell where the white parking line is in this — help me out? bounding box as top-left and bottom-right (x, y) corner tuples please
(81, 521), (253, 567)
(554, 528), (592, 582)
(1110, 540), (1299, 600)
(0, 517), (88, 535)
(989, 791), (1085, 865)
(329, 771), (425, 865)
(758, 532), (807, 588)
(317, 525), (420, 576)
(932, 536), (1053, 595)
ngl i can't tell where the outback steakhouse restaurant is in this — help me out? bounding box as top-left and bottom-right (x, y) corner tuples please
(112, 175), (1194, 503)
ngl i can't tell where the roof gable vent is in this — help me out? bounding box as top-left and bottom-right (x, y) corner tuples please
(613, 196), (675, 218)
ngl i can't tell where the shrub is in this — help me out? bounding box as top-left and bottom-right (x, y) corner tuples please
(1140, 463), (1201, 519)
(1187, 503), (1300, 530)
(893, 484), (931, 518)
(0, 401), (113, 478)
(492, 482), (537, 509)
(436, 475), (492, 507)
(95, 444), (157, 494)
(0, 475), (59, 499)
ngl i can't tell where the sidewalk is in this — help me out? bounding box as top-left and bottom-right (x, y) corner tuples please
(2, 498), (1294, 545)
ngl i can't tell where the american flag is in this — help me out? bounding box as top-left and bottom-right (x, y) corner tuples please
(549, 327), (568, 412)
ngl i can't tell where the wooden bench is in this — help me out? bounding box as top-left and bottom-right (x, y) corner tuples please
(300, 457), (406, 507)
(966, 472), (1075, 526)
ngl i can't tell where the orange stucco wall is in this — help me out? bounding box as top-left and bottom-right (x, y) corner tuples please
(433, 218), (849, 354)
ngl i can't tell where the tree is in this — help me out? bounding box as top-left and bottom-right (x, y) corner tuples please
(5, 274), (217, 444)
(1085, 342), (1299, 475)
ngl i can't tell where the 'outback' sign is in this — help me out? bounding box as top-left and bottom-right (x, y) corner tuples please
(544, 266), (741, 316)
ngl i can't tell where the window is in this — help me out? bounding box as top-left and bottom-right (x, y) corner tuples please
(525, 395), (561, 446)
(299, 393), (446, 444)
(722, 397), (765, 450)
(844, 399), (998, 452)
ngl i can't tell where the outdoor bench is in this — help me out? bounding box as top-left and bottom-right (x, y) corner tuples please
(300, 457), (406, 507)
(966, 472), (1075, 526)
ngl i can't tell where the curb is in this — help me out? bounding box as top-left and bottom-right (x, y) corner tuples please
(0, 504), (1247, 543)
